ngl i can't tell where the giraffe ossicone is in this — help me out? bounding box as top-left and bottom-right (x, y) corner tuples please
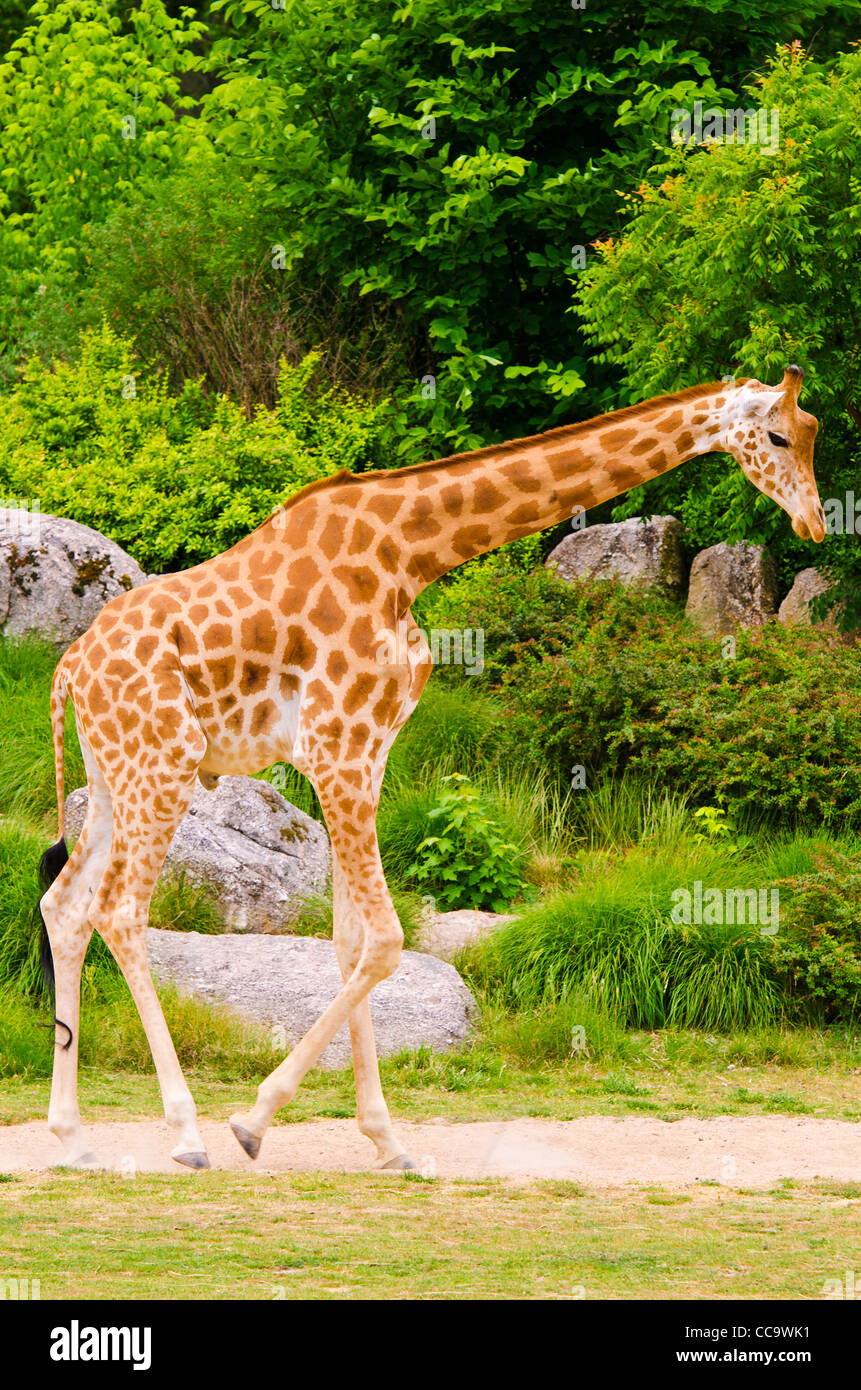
(36, 367), (824, 1170)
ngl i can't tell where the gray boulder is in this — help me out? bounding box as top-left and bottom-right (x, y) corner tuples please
(66, 775), (330, 931)
(778, 568), (837, 629)
(685, 542), (779, 637)
(145, 927), (476, 1069)
(546, 515), (685, 595)
(416, 908), (515, 962)
(0, 509), (146, 646)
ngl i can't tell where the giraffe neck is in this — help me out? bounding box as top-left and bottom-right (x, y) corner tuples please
(386, 380), (730, 597)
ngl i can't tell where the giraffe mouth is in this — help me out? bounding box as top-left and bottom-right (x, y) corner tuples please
(792, 509), (826, 543)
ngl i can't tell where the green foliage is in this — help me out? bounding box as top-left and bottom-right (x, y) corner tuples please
(0, 0), (211, 383)
(149, 871), (227, 936)
(385, 680), (505, 780)
(772, 844), (861, 1022)
(0, 975), (277, 1080)
(43, 156), (408, 406)
(436, 568), (861, 828)
(0, 325), (390, 572)
(692, 806), (752, 856)
(577, 44), (861, 610)
(211, 1), (861, 449)
(461, 878), (783, 1032)
(414, 773), (526, 911)
(9, 0), (851, 442)
(287, 887), (423, 952)
(462, 833), (861, 1029)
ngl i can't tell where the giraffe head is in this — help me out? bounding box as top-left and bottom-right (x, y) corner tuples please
(721, 366), (825, 542)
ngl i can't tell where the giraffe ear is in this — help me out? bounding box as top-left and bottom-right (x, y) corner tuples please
(781, 365), (804, 404)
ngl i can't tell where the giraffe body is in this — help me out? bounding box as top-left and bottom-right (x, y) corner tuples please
(38, 369), (824, 1169)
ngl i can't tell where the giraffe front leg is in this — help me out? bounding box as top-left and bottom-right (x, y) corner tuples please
(331, 857), (415, 1169)
(229, 790), (405, 1165)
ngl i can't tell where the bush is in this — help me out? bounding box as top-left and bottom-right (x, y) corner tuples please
(44, 157), (409, 407)
(461, 880), (783, 1032)
(462, 834), (861, 1028)
(0, 0), (210, 386)
(772, 844), (861, 1023)
(0, 325), (390, 572)
(414, 774), (526, 912)
(423, 565), (861, 828)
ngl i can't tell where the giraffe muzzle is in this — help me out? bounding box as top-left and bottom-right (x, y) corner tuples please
(792, 504), (826, 543)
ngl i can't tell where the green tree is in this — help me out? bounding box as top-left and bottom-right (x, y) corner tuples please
(0, 0), (211, 379)
(197, 0), (857, 455)
(576, 43), (861, 612)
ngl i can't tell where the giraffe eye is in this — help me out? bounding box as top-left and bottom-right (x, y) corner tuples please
(768, 431), (789, 448)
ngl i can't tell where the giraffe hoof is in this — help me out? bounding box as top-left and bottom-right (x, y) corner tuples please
(380, 1153), (417, 1172)
(172, 1149), (211, 1171)
(230, 1120), (262, 1161)
(56, 1150), (102, 1171)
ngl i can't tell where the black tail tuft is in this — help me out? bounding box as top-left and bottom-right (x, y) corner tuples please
(37, 837), (69, 1008)
(39, 838), (70, 893)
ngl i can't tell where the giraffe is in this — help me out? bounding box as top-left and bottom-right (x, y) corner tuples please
(37, 366), (824, 1171)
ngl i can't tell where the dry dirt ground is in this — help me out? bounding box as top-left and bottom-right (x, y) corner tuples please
(1, 1114), (858, 1186)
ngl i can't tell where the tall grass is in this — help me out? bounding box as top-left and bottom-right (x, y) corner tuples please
(0, 976), (278, 1080)
(0, 636), (84, 824)
(459, 845), (784, 1032)
(0, 820), (226, 1001)
(569, 773), (694, 851)
(288, 885), (425, 951)
(385, 681), (504, 783)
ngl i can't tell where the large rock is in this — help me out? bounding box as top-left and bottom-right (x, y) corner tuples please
(685, 542), (779, 637)
(145, 927), (476, 1069)
(0, 509), (146, 646)
(778, 568), (837, 629)
(416, 908), (515, 962)
(66, 775), (330, 931)
(546, 515), (685, 595)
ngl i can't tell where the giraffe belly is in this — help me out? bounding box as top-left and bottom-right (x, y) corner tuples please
(196, 693), (301, 778)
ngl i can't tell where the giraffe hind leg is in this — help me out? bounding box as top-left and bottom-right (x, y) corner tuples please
(40, 743), (114, 1168)
(90, 763), (210, 1169)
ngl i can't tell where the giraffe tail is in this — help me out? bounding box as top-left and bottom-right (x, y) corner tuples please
(49, 658), (69, 843)
(36, 660), (72, 1014)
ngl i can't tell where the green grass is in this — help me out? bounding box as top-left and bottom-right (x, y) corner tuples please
(287, 884), (425, 951)
(2, 964), (858, 1124)
(458, 847), (783, 1030)
(0, 636), (83, 828)
(0, 1170), (855, 1299)
(0, 978), (281, 1081)
(568, 774), (694, 853)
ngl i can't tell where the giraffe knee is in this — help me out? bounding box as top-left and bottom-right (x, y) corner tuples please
(362, 923), (404, 982)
